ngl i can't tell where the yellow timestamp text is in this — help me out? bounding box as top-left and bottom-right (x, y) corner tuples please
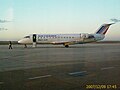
(86, 84), (117, 89)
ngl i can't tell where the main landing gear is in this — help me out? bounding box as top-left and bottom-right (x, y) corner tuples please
(64, 44), (69, 48)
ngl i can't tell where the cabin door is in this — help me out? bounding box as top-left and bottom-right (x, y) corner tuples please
(33, 34), (36, 42)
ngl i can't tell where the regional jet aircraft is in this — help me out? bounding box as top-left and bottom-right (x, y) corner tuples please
(18, 23), (114, 47)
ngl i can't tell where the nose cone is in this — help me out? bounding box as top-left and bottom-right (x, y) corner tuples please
(18, 38), (32, 44)
(18, 39), (26, 44)
(18, 40), (22, 44)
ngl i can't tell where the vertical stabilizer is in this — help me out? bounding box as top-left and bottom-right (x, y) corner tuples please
(95, 23), (114, 35)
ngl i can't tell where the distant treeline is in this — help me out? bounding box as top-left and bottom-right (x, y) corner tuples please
(0, 41), (18, 45)
(0, 41), (120, 45)
(94, 41), (120, 44)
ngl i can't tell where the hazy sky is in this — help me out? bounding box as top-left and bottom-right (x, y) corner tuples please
(0, 0), (120, 40)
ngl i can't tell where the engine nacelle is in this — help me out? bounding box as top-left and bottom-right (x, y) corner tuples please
(94, 34), (105, 40)
(80, 33), (89, 38)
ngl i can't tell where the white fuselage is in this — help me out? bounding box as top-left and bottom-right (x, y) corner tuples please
(18, 33), (105, 47)
(18, 23), (114, 47)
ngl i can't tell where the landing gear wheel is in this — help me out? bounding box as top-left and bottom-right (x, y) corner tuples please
(65, 45), (69, 48)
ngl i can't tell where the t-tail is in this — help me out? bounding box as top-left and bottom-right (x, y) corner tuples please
(95, 23), (115, 35)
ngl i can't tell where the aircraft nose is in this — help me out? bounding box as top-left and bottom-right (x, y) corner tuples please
(18, 40), (22, 44)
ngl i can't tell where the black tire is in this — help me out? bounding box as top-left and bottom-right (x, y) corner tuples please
(65, 45), (69, 48)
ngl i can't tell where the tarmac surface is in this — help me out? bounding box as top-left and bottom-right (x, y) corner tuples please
(0, 44), (120, 90)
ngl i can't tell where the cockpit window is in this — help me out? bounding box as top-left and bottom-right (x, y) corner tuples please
(24, 36), (30, 38)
